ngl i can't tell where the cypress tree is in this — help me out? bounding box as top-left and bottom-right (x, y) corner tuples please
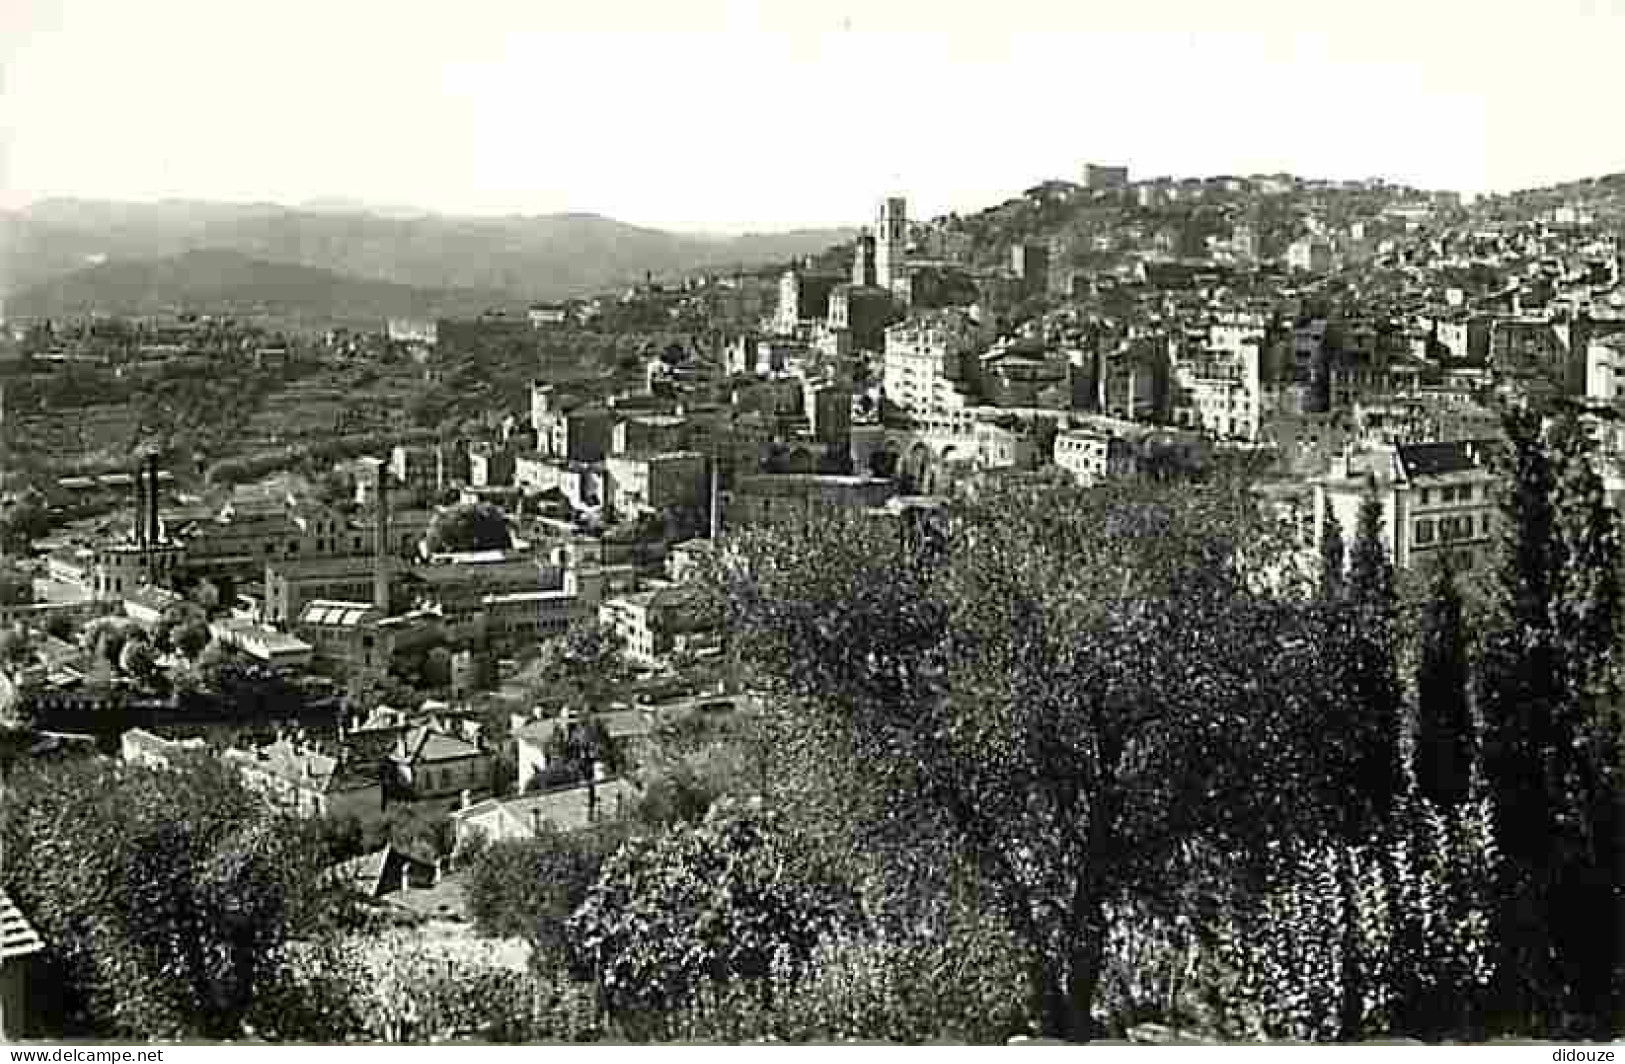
(1541, 412), (1622, 1036)
(1412, 553), (1474, 807)
(1342, 487), (1403, 838)
(1319, 504), (1345, 600)
(1476, 405), (1623, 1035)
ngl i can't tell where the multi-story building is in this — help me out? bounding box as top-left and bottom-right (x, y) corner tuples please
(1313, 441), (1501, 571)
(613, 414), (689, 457)
(208, 618), (314, 669)
(776, 269), (843, 335)
(882, 311), (984, 423)
(1287, 237), (1333, 274)
(724, 474), (897, 529)
(804, 381), (853, 454)
(1586, 335), (1625, 402)
(1054, 427), (1137, 485)
(386, 725), (494, 801)
(1011, 243), (1050, 296)
(980, 346), (1072, 409)
(530, 384), (615, 463)
(851, 230), (878, 287)
(293, 600), (444, 674)
(876, 197), (908, 293)
(387, 319), (438, 346)
(1082, 164), (1129, 190)
(263, 556), (385, 627)
(974, 418), (1048, 471)
(468, 445), (515, 488)
(827, 283), (897, 352)
(514, 456), (603, 509)
(604, 451), (708, 518)
(222, 737), (382, 820)
(598, 585), (718, 667)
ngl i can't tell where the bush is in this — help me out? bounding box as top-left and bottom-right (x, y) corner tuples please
(567, 799), (854, 1025)
(1197, 794), (1497, 1042)
(249, 937), (601, 1043)
(1, 757), (341, 1039)
(658, 924), (1032, 1044)
(466, 826), (622, 971)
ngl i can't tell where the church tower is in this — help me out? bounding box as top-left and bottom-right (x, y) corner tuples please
(875, 196), (908, 292)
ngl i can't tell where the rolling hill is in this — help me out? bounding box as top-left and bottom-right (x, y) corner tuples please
(0, 199), (854, 306)
(4, 249), (519, 327)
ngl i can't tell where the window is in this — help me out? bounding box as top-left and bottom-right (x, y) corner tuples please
(1415, 519), (1435, 545)
(1421, 489), (1432, 505)
(1481, 513), (1491, 536)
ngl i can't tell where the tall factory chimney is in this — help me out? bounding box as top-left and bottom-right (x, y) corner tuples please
(133, 455), (148, 549)
(708, 457), (720, 540)
(369, 457), (391, 613)
(145, 451), (161, 548)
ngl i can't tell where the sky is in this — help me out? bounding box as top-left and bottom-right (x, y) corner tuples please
(3, 0), (1625, 233)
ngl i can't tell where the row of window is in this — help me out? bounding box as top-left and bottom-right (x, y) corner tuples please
(1415, 513), (1488, 545)
(1420, 484), (1476, 505)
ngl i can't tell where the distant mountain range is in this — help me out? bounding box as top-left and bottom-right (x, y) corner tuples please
(4, 249), (518, 327)
(0, 198), (855, 319)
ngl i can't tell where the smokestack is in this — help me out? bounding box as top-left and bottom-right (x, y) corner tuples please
(146, 451), (160, 547)
(133, 457), (147, 549)
(370, 457), (390, 614)
(708, 457), (720, 540)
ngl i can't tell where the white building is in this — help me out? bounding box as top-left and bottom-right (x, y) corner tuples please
(882, 311), (984, 426)
(1312, 441), (1501, 572)
(1586, 336), (1625, 402)
(1287, 237), (1333, 274)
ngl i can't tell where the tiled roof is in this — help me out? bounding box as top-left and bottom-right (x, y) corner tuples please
(1395, 439), (1496, 479)
(0, 889), (44, 960)
(453, 778), (640, 836)
(225, 738), (375, 794)
(391, 725), (484, 765)
(328, 847), (391, 898)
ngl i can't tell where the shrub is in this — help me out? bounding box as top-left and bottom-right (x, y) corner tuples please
(1197, 794), (1497, 1042)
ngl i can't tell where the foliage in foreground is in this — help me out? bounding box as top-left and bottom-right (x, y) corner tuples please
(707, 476), (1338, 1039)
(567, 798), (854, 1026)
(1, 757), (346, 1039)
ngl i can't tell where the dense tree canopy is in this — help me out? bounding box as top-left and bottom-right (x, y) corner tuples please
(426, 502), (512, 553)
(568, 799), (853, 1027)
(708, 477), (1336, 1039)
(1, 757), (343, 1039)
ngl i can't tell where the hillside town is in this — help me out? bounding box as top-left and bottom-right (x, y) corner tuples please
(1, 162), (1622, 1045)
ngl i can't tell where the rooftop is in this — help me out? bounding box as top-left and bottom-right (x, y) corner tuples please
(298, 600), (378, 628)
(390, 725), (486, 764)
(0, 889), (44, 961)
(452, 777), (641, 835)
(223, 738), (375, 794)
(1395, 439), (1498, 479)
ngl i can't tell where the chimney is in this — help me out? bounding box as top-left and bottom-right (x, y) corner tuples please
(708, 457), (720, 540)
(146, 451), (161, 547)
(133, 457), (148, 549)
(370, 457), (390, 613)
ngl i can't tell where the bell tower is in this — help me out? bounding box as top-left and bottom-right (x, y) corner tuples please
(876, 196), (908, 291)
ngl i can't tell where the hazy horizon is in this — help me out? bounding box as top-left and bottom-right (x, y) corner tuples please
(6, 0), (1625, 232)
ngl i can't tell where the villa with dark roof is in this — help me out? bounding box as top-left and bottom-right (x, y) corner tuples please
(1311, 439), (1503, 570)
(386, 724), (493, 801)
